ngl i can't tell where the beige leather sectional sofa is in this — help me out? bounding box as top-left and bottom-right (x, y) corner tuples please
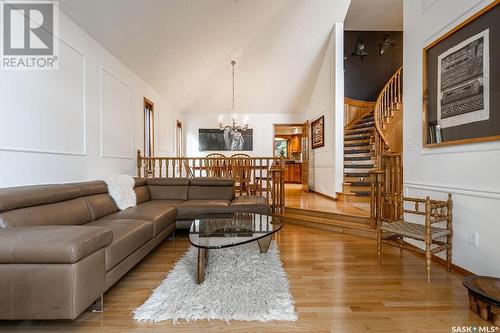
(0, 177), (269, 320)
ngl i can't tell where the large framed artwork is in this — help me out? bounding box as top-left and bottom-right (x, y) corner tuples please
(199, 128), (253, 151)
(311, 116), (324, 149)
(423, 2), (500, 147)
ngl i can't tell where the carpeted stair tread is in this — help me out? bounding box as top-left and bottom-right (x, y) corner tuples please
(349, 181), (371, 187)
(344, 149), (371, 154)
(345, 172), (370, 177)
(344, 135), (371, 141)
(345, 142), (371, 147)
(344, 156), (372, 161)
(344, 164), (374, 169)
(353, 191), (371, 197)
(346, 129), (373, 135)
(351, 122), (375, 129)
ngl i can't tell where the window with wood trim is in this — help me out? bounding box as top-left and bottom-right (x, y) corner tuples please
(144, 98), (154, 158)
(176, 120), (183, 157)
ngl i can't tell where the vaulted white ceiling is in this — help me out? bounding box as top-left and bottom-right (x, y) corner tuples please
(60, 0), (351, 114)
(345, 0), (403, 31)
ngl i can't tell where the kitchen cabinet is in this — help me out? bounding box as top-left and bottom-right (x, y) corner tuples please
(284, 163), (302, 183)
(290, 135), (301, 153)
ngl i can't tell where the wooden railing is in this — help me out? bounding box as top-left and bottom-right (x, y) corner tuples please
(344, 97), (376, 127)
(370, 67), (403, 227)
(370, 153), (403, 225)
(373, 66), (403, 162)
(136, 150), (286, 214)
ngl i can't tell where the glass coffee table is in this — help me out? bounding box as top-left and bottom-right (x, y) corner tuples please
(189, 212), (284, 284)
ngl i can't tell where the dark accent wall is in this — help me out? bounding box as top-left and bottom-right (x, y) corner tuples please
(344, 31), (403, 101)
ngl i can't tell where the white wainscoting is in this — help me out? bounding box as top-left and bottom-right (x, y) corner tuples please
(100, 68), (134, 159)
(404, 182), (500, 276)
(0, 39), (86, 155)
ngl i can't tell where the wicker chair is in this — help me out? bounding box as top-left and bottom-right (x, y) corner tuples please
(377, 194), (453, 282)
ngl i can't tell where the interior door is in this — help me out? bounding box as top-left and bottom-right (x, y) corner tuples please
(301, 121), (310, 191)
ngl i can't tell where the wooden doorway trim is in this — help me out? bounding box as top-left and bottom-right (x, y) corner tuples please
(272, 122), (310, 192)
(301, 120), (310, 192)
(176, 120), (183, 157)
(143, 97), (154, 157)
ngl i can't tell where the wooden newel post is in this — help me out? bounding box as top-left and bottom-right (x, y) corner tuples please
(136, 150), (142, 177)
(280, 156), (285, 214)
(369, 171), (376, 226)
(369, 170), (384, 229)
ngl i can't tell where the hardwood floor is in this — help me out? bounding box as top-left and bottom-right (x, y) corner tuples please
(285, 184), (370, 217)
(0, 224), (485, 333)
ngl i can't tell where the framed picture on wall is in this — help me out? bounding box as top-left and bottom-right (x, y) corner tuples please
(423, 2), (500, 147)
(199, 128), (253, 151)
(311, 116), (324, 149)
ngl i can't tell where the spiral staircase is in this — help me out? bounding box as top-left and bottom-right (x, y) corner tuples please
(338, 66), (403, 203)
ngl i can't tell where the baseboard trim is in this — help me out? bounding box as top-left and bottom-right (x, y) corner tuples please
(402, 241), (474, 276)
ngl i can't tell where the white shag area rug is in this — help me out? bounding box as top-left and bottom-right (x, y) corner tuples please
(133, 241), (297, 323)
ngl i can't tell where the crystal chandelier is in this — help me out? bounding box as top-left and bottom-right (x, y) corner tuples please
(219, 61), (248, 131)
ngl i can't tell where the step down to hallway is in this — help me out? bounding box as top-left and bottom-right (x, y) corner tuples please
(282, 207), (374, 239)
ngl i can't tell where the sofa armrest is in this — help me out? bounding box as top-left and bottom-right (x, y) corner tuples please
(0, 226), (113, 264)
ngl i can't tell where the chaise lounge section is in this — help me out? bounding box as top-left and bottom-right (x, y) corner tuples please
(0, 177), (269, 320)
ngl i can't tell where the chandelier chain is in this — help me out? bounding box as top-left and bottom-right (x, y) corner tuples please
(219, 60), (248, 132)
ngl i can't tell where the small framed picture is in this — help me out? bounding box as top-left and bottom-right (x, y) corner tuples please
(311, 116), (324, 149)
(423, 2), (500, 147)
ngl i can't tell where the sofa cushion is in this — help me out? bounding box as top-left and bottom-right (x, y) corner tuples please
(84, 193), (119, 220)
(188, 178), (234, 201)
(146, 178), (190, 200)
(0, 197), (93, 228)
(85, 219), (153, 272)
(229, 196), (271, 215)
(0, 226), (112, 264)
(102, 200), (180, 235)
(176, 199), (230, 220)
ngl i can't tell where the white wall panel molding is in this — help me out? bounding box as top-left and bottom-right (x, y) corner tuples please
(99, 67), (134, 159)
(0, 38), (86, 156)
(422, 0), (439, 13)
(405, 182), (500, 200)
(420, 142), (500, 155)
(421, 0), (494, 45)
